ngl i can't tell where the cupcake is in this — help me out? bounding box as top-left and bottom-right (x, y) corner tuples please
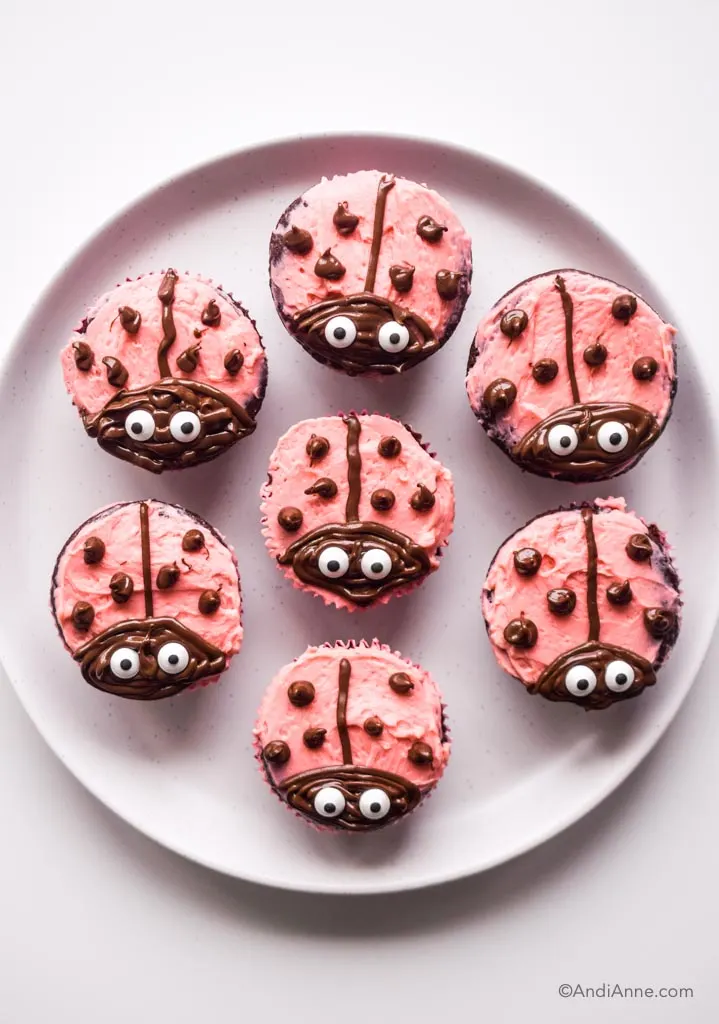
(466, 270), (677, 481)
(254, 641), (450, 831)
(269, 170), (472, 376)
(51, 500), (242, 699)
(482, 498), (681, 710)
(61, 271), (267, 473)
(261, 413), (455, 610)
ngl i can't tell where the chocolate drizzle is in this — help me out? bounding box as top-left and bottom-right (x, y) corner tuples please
(365, 175), (395, 292)
(279, 765), (421, 832)
(336, 658), (353, 765)
(103, 356), (129, 388)
(118, 306), (142, 334)
(389, 263), (415, 293)
(73, 341), (94, 371)
(176, 342), (201, 373)
(314, 249), (346, 280)
(283, 226), (313, 255)
(416, 215), (447, 243)
(139, 502), (154, 617)
(555, 275), (579, 404)
(156, 269), (178, 378)
(333, 202), (359, 236)
(582, 508), (600, 641)
(344, 414), (361, 522)
(201, 300), (221, 327)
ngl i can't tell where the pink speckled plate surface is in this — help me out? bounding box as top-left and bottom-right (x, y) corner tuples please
(0, 134), (716, 893)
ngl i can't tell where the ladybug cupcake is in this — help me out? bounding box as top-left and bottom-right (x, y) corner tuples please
(51, 500), (242, 700)
(482, 498), (681, 710)
(261, 413), (455, 610)
(254, 641), (450, 831)
(466, 270), (677, 481)
(269, 170), (472, 376)
(61, 271), (267, 473)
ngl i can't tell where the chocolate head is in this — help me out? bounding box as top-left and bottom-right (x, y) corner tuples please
(513, 402), (659, 481)
(292, 293), (436, 376)
(278, 764), (421, 831)
(530, 640), (656, 710)
(277, 521), (431, 606)
(83, 378), (255, 474)
(74, 616), (226, 700)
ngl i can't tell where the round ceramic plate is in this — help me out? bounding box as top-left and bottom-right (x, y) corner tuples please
(0, 135), (716, 894)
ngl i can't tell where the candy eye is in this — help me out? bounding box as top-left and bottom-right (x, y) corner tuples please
(157, 642), (190, 675)
(125, 409), (155, 441)
(360, 548), (392, 580)
(324, 316), (357, 348)
(378, 321), (410, 353)
(605, 660), (635, 693)
(170, 410), (201, 443)
(109, 647), (140, 680)
(318, 546), (350, 579)
(314, 786), (346, 818)
(564, 664), (597, 697)
(597, 421), (630, 453)
(359, 788), (391, 820)
(547, 424), (579, 456)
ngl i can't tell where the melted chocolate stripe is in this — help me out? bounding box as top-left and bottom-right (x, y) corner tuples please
(344, 414), (362, 522)
(337, 658), (353, 765)
(364, 175), (395, 293)
(582, 508), (599, 641)
(139, 502), (154, 617)
(157, 270), (178, 377)
(555, 275), (580, 405)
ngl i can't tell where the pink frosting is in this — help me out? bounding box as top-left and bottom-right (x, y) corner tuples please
(270, 170), (472, 338)
(466, 270), (676, 441)
(52, 500), (242, 683)
(61, 273), (266, 418)
(254, 641), (450, 790)
(261, 414), (455, 610)
(482, 497), (680, 685)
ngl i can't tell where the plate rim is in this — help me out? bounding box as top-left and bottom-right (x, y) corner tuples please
(1, 130), (717, 895)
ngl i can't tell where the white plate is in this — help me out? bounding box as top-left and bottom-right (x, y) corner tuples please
(0, 134), (716, 894)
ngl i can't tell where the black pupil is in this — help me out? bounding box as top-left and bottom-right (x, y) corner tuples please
(324, 802), (336, 814)
(616, 673), (628, 685)
(610, 432), (622, 446)
(120, 658), (132, 672)
(560, 435), (572, 448)
(168, 654), (179, 665)
(371, 562), (384, 574)
(131, 422), (143, 434)
(181, 421), (195, 434)
(389, 332), (401, 344)
(327, 559), (340, 572)
(370, 801), (381, 814)
(333, 327), (346, 339)
(576, 679), (590, 691)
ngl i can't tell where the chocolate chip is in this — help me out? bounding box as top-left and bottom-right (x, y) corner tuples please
(626, 534), (652, 562)
(500, 309), (528, 340)
(72, 341), (94, 371)
(483, 378), (517, 414)
(278, 507), (303, 532)
(182, 529), (205, 552)
(644, 607), (675, 638)
(83, 536), (105, 565)
(410, 484), (435, 512)
(547, 588), (576, 615)
(283, 226), (313, 255)
(607, 579), (633, 605)
(109, 572), (134, 604)
(632, 356), (658, 381)
(306, 435), (330, 462)
(408, 741), (433, 766)
(71, 601), (94, 631)
(224, 349), (244, 375)
(371, 489), (395, 511)
(378, 436), (402, 458)
(612, 294), (638, 322)
(288, 680), (315, 707)
(156, 563), (180, 589)
(303, 728), (326, 749)
(263, 740), (291, 764)
(532, 358), (558, 384)
(416, 215), (447, 242)
(118, 306), (141, 334)
(198, 589), (221, 614)
(503, 616), (538, 648)
(513, 548), (542, 576)
(389, 672), (414, 695)
(364, 716), (384, 737)
(584, 341), (607, 366)
(304, 478), (338, 499)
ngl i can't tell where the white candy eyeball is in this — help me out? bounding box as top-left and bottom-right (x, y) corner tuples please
(318, 546), (350, 579)
(597, 421), (630, 453)
(605, 660), (635, 693)
(564, 664), (597, 697)
(378, 321), (410, 353)
(125, 409), (155, 442)
(170, 410), (202, 443)
(157, 642), (190, 675)
(109, 647), (140, 680)
(359, 788), (391, 820)
(547, 423), (579, 456)
(360, 548), (393, 580)
(314, 786), (346, 818)
(324, 316), (357, 348)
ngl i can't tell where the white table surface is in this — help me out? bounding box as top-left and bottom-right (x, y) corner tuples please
(1, 0), (717, 1020)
